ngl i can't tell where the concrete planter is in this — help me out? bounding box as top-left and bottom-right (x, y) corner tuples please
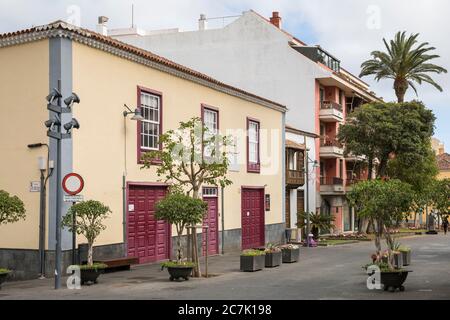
(80, 268), (104, 285)
(393, 252), (403, 269)
(167, 266), (193, 281)
(240, 255), (265, 272)
(381, 270), (411, 292)
(401, 250), (411, 266)
(0, 271), (10, 290)
(281, 248), (299, 263)
(265, 252), (282, 268)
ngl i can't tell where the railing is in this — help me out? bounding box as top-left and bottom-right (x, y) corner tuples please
(345, 178), (362, 186)
(320, 177), (343, 186)
(320, 138), (343, 148)
(286, 169), (305, 187)
(320, 100), (343, 112)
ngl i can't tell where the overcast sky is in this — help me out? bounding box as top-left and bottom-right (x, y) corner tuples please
(1, 0), (449, 147)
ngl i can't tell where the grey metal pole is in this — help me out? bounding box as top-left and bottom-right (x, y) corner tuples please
(122, 175), (127, 257)
(305, 149), (310, 247)
(221, 186), (225, 255)
(72, 201), (76, 265)
(38, 169), (46, 278)
(55, 135), (62, 289)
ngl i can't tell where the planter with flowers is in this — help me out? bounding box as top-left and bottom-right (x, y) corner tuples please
(264, 244), (282, 268)
(240, 250), (266, 272)
(279, 244), (300, 263)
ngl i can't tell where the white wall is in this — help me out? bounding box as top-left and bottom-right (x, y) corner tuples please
(111, 10), (328, 210)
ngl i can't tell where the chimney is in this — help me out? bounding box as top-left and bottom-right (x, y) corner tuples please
(96, 16), (109, 36)
(199, 14), (207, 31)
(270, 11), (282, 29)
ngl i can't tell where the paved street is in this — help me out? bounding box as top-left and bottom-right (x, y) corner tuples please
(1, 234), (450, 300)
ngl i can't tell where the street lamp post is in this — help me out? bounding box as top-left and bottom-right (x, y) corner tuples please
(304, 148), (318, 248)
(45, 89), (80, 289)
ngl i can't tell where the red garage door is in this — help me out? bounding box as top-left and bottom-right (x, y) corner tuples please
(127, 184), (170, 264)
(202, 187), (219, 256)
(241, 188), (265, 249)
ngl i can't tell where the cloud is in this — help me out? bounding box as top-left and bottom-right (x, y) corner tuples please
(1, 0), (448, 145)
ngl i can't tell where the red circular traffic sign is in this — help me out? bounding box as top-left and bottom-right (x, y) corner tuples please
(62, 173), (84, 195)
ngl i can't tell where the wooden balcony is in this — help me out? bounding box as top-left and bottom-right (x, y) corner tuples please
(286, 169), (304, 189)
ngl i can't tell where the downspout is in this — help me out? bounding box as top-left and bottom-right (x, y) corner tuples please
(122, 116), (128, 257)
(221, 186), (225, 255)
(281, 112), (286, 242)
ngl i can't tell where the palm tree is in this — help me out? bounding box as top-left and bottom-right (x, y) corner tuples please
(360, 31), (447, 103)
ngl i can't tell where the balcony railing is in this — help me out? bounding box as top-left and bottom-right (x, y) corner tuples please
(320, 138), (343, 148)
(321, 100), (343, 112)
(320, 176), (343, 186)
(346, 178), (362, 186)
(286, 169), (305, 188)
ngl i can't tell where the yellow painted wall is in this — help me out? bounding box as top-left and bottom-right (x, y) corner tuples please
(438, 170), (450, 180)
(71, 42), (283, 247)
(0, 40), (49, 249)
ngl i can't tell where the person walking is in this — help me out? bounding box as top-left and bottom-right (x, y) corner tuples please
(442, 217), (449, 235)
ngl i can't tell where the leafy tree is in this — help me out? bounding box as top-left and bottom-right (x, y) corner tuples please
(0, 190), (26, 225)
(142, 117), (232, 276)
(297, 212), (335, 240)
(360, 31), (447, 102)
(155, 192), (207, 263)
(62, 200), (111, 266)
(347, 179), (413, 269)
(338, 101), (435, 179)
(141, 117), (232, 199)
(431, 179), (450, 217)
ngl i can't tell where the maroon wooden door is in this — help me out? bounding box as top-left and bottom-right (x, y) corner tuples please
(127, 185), (169, 264)
(241, 188), (265, 249)
(202, 195), (219, 256)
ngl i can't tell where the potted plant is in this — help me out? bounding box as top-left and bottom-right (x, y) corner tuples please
(348, 179), (414, 292)
(240, 249), (265, 272)
(399, 246), (411, 266)
(264, 244), (282, 268)
(297, 211), (335, 240)
(279, 244), (300, 263)
(62, 200), (110, 285)
(155, 192), (207, 281)
(0, 190), (26, 286)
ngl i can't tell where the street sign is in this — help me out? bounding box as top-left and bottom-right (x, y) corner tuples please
(64, 194), (84, 203)
(62, 173), (84, 195)
(29, 181), (41, 192)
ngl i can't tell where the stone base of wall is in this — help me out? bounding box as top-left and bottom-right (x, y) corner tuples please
(0, 243), (125, 281)
(1, 224), (285, 280)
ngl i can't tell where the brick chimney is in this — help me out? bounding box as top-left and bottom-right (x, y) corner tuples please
(270, 11), (282, 29)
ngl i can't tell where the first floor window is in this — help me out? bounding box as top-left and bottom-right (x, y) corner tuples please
(140, 91), (161, 150)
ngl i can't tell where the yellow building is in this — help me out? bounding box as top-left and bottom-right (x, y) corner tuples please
(0, 21), (285, 279)
(437, 153), (450, 180)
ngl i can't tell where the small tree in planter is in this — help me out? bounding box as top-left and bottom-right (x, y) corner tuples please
(62, 200), (110, 285)
(0, 190), (26, 288)
(297, 211), (335, 240)
(348, 179), (413, 291)
(142, 117), (232, 276)
(155, 192), (207, 281)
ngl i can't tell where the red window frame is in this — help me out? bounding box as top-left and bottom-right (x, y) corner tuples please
(137, 86), (163, 164)
(247, 117), (260, 173)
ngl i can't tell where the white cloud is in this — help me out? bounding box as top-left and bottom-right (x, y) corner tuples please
(1, 0), (448, 145)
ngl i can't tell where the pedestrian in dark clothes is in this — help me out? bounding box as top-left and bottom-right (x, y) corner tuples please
(442, 217), (449, 235)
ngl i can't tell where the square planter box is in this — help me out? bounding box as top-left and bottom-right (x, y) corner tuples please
(240, 255), (265, 272)
(265, 252), (282, 268)
(393, 252), (403, 269)
(281, 248), (299, 263)
(401, 251), (411, 266)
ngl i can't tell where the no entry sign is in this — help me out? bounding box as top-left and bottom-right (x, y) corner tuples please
(62, 173), (84, 195)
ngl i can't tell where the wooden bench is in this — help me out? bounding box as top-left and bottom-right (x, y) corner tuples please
(94, 257), (139, 273)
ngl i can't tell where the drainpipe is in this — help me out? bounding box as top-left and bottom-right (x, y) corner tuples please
(122, 174), (127, 256)
(221, 186), (225, 255)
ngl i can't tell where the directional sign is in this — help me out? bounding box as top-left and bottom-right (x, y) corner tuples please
(62, 173), (84, 195)
(64, 194), (84, 203)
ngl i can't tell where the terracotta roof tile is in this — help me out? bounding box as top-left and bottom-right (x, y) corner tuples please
(437, 153), (450, 170)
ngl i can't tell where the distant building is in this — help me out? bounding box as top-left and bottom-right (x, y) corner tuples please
(431, 137), (445, 156)
(436, 153), (450, 179)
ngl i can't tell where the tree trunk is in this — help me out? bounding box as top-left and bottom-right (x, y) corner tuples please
(176, 230), (183, 263)
(394, 78), (408, 103)
(367, 155), (373, 181)
(88, 242), (93, 266)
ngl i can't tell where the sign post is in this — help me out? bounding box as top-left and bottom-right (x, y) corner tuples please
(62, 173), (84, 266)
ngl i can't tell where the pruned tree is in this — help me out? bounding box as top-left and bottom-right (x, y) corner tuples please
(155, 192), (207, 263)
(62, 200), (111, 266)
(0, 190), (26, 225)
(431, 178), (450, 218)
(347, 179), (413, 269)
(142, 117), (233, 276)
